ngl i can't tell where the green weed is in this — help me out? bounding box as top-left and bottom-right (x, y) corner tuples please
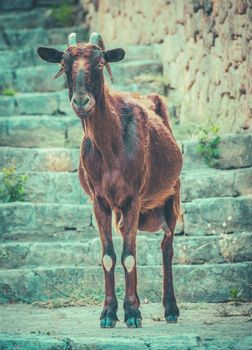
(51, 4), (74, 27)
(229, 287), (242, 305)
(0, 163), (27, 202)
(0, 88), (16, 96)
(196, 124), (220, 167)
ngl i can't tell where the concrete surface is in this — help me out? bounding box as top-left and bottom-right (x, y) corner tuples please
(0, 302), (251, 349)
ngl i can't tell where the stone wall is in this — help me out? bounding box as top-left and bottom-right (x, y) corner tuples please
(81, 0), (252, 133)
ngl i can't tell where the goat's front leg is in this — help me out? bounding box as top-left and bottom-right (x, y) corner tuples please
(93, 197), (118, 328)
(120, 196), (142, 328)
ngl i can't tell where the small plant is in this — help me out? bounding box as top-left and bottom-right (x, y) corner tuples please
(196, 124), (220, 167)
(0, 163), (27, 202)
(229, 287), (242, 305)
(0, 88), (16, 96)
(51, 4), (74, 27)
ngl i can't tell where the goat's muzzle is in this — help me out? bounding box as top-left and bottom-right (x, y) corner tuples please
(71, 93), (95, 119)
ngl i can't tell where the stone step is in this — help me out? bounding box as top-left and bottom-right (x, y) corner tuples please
(0, 93), (61, 116)
(0, 203), (93, 236)
(0, 5), (83, 30)
(0, 233), (251, 269)
(0, 168), (251, 204)
(0, 147), (80, 172)
(0, 0), (76, 12)
(0, 27), (88, 52)
(0, 8), (51, 30)
(184, 195), (252, 235)
(0, 196), (251, 237)
(0, 115), (82, 148)
(0, 39), (161, 64)
(183, 133), (252, 170)
(0, 133), (251, 169)
(0, 85), (165, 120)
(0, 262), (251, 303)
(0, 59), (162, 93)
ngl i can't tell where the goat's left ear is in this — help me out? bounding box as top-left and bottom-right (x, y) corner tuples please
(104, 48), (125, 62)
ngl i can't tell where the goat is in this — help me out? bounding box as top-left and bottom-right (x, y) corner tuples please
(37, 32), (183, 328)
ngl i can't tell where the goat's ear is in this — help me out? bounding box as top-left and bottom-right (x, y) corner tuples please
(104, 48), (125, 62)
(37, 47), (64, 63)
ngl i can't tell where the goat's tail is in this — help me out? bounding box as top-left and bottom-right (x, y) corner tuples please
(173, 179), (182, 223)
(147, 94), (173, 134)
(113, 209), (123, 235)
(164, 179), (182, 234)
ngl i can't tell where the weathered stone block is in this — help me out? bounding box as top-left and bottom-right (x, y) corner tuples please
(0, 70), (14, 90)
(181, 169), (236, 201)
(0, 97), (15, 116)
(112, 60), (162, 84)
(16, 93), (59, 115)
(235, 168), (252, 195)
(0, 147), (79, 172)
(0, 9), (49, 30)
(0, 116), (81, 148)
(23, 172), (87, 205)
(0, 0), (34, 10)
(0, 203), (93, 235)
(182, 134), (252, 170)
(184, 195), (252, 235)
(216, 134), (252, 169)
(58, 90), (74, 116)
(15, 66), (65, 93)
(4, 28), (49, 47)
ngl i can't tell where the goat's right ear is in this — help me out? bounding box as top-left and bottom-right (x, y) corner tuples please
(37, 47), (64, 63)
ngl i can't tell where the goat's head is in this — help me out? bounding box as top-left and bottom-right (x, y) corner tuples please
(37, 33), (125, 119)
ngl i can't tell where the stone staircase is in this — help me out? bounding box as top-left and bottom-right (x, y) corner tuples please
(0, 1), (252, 307)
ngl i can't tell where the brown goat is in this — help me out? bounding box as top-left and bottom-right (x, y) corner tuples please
(38, 32), (183, 328)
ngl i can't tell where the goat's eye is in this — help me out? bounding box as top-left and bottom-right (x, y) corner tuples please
(97, 59), (105, 69)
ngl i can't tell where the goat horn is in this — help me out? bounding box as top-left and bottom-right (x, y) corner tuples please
(89, 32), (105, 49)
(89, 32), (114, 83)
(68, 32), (77, 46)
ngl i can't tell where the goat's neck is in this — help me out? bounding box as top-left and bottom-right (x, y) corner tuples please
(85, 88), (120, 163)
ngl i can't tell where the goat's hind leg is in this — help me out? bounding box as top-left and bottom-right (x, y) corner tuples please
(93, 197), (118, 328)
(162, 194), (180, 323)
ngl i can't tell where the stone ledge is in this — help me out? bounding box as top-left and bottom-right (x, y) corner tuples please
(0, 132), (251, 168)
(0, 202), (93, 235)
(0, 196), (251, 236)
(0, 59), (162, 93)
(0, 167), (250, 204)
(0, 233), (251, 269)
(0, 262), (251, 303)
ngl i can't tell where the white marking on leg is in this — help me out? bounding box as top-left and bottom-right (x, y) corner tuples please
(103, 254), (113, 271)
(124, 255), (135, 273)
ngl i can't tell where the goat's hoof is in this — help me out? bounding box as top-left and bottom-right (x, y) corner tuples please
(100, 316), (117, 328)
(100, 308), (118, 328)
(165, 315), (178, 323)
(126, 317), (142, 328)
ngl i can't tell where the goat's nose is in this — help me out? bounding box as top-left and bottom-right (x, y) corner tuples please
(73, 96), (90, 107)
